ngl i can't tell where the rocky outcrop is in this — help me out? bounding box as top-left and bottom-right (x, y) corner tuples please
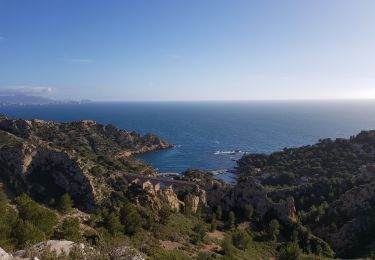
(206, 177), (297, 223)
(0, 116), (172, 156)
(127, 183), (184, 211)
(0, 143), (97, 211)
(1, 240), (146, 260)
(0, 115), (172, 212)
(0, 247), (13, 260)
(161, 187), (184, 211)
(14, 240), (83, 258)
(127, 181), (207, 213)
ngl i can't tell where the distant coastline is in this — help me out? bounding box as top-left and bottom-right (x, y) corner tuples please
(0, 94), (93, 107)
(2, 101), (375, 174)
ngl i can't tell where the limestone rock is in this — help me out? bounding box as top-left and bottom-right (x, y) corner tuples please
(206, 177), (297, 224)
(161, 187), (184, 211)
(0, 116), (172, 212)
(0, 247), (13, 260)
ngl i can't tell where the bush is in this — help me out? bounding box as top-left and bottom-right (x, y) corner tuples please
(191, 223), (207, 244)
(278, 242), (301, 260)
(120, 203), (143, 235)
(149, 247), (190, 260)
(216, 206), (222, 220)
(103, 213), (124, 235)
(15, 194), (58, 236)
(210, 214), (217, 232)
(268, 219), (280, 241)
(0, 189), (18, 248)
(13, 220), (45, 247)
(232, 229), (251, 250)
(197, 252), (216, 260)
(54, 217), (81, 241)
(159, 206), (171, 225)
(57, 193), (73, 213)
(227, 211), (236, 230)
(243, 204), (254, 220)
(221, 235), (235, 257)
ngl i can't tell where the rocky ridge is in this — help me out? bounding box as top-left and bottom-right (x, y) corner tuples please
(0, 116), (171, 211)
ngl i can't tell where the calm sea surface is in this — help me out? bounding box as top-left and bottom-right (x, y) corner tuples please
(2, 101), (375, 175)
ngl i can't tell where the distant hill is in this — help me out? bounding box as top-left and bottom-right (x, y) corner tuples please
(0, 94), (91, 106)
(0, 94), (56, 105)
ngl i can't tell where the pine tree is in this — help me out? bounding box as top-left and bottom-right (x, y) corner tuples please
(58, 193), (73, 213)
(268, 219), (280, 241)
(210, 214), (217, 232)
(227, 211), (236, 230)
(216, 206), (222, 220)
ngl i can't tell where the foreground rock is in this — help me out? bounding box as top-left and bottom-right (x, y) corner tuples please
(0, 247), (13, 260)
(13, 240), (81, 259)
(1, 240), (146, 260)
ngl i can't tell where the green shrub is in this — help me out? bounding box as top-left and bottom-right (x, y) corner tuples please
(197, 252), (217, 260)
(15, 194), (58, 236)
(149, 247), (190, 260)
(227, 211), (236, 230)
(210, 214), (217, 232)
(57, 193), (73, 213)
(13, 220), (45, 247)
(120, 203), (143, 235)
(191, 222), (207, 244)
(232, 229), (251, 250)
(0, 189), (18, 248)
(54, 217), (81, 241)
(268, 219), (280, 241)
(221, 235), (236, 257)
(159, 205), (172, 225)
(243, 204), (254, 220)
(278, 242), (301, 260)
(216, 206), (222, 220)
(103, 213), (124, 235)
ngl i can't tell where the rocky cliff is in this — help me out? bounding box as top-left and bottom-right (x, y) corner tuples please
(205, 177), (297, 224)
(126, 180), (206, 213)
(0, 116), (171, 156)
(0, 116), (172, 212)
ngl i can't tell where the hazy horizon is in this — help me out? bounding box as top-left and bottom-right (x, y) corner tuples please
(1, 0), (374, 101)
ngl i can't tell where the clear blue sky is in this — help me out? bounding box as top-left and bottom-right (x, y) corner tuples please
(0, 0), (374, 101)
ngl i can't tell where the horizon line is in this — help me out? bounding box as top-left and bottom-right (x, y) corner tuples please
(82, 98), (375, 103)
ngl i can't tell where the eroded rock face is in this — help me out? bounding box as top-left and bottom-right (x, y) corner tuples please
(0, 143), (97, 211)
(206, 177), (297, 223)
(126, 181), (207, 213)
(161, 187), (184, 211)
(0, 116), (172, 212)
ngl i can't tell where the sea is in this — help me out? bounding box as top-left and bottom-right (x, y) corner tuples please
(2, 101), (375, 182)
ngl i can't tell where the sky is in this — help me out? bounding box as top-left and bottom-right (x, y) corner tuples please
(0, 0), (374, 101)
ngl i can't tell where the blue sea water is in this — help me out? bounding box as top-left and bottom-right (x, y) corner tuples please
(1, 101), (375, 175)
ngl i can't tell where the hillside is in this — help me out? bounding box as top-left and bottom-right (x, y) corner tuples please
(0, 116), (374, 259)
(237, 131), (375, 258)
(0, 115), (171, 210)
